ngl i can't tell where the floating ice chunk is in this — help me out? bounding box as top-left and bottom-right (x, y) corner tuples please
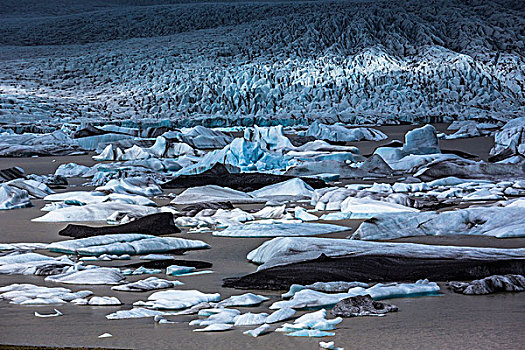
(216, 293), (269, 307)
(88, 296), (122, 306)
(197, 308), (240, 317)
(352, 206), (525, 240)
(55, 163), (91, 177)
(286, 330), (335, 337)
(35, 309), (63, 318)
(106, 307), (166, 320)
(0, 252), (55, 266)
(33, 202), (159, 222)
(340, 197), (418, 219)
(265, 307), (296, 324)
(249, 237), (525, 271)
(44, 191), (156, 207)
(121, 266), (162, 275)
(6, 179), (54, 199)
(0, 283), (91, 305)
(112, 277), (182, 292)
(320, 341), (335, 349)
(272, 280), (439, 309)
(294, 207), (318, 221)
(191, 309), (239, 326)
(250, 178), (314, 200)
(140, 254), (175, 260)
(319, 212), (354, 221)
(121, 145), (151, 161)
(366, 280), (440, 300)
(98, 333), (112, 338)
(96, 177), (162, 197)
(304, 122), (386, 142)
(0, 242), (49, 251)
(171, 185), (260, 205)
(177, 138), (287, 176)
(234, 312), (268, 326)
(140, 290), (221, 310)
(283, 282), (370, 298)
(166, 265), (196, 276)
(462, 189), (502, 201)
(193, 323), (233, 332)
(45, 268), (125, 285)
(243, 324), (271, 337)
(48, 233), (209, 256)
(214, 222), (348, 238)
(93, 144), (123, 161)
(402, 124), (440, 155)
(252, 205), (286, 219)
(0, 184), (31, 210)
(244, 125), (294, 151)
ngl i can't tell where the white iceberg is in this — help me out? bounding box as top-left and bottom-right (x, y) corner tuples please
(216, 293), (269, 307)
(112, 277), (182, 292)
(33, 202), (159, 222)
(45, 268), (125, 285)
(171, 185), (262, 205)
(214, 222), (348, 238)
(233, 312), (268, 326)
(0, 184), (31, 210)
(248, 237), (525, 270)
(139, 290), (221, 310)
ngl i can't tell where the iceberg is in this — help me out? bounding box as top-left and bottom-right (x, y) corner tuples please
(250, 178), (314, 200)
(303, 122), (387, 142)
(265, 307), (296, 324)
(106, 307), (166, 320)
(339, 197), (419, 219)
(216, 293), (269, 307)
(112, 277), (183, 292)
(45, 268), (125, 285)
(244, 125), (294, 151)
(96, 177), (162, 197)
(352, 206), (525, 240)
(193, 324), (233, 332)
(243, 324), (271, 337)
(171, 185), (262, 205)
(271, 280), (439, 309)
(88, 296), (122, 306)
(139, 290), (221, 310)
(34, 309), (63, 318)
(48, 233), (209, 256)
(33, 203), (159, 222)
(247, 237), (525, 270)
(233, 312), (268, 326)
(213, 222), (348, 238)
(0, 184), (31, 210)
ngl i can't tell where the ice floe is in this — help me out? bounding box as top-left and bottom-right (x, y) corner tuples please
(48, 234), (209, 256)
(137, 290), (221, 310)
(213, 222), (348, 238)
(248, 237), (525, 270)
(112, 277), (182, 292)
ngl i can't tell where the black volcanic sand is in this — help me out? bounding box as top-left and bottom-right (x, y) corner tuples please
(0, 124), (524, 349)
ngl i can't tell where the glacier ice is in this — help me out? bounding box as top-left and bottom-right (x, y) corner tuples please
(233, 312), (268, 326)
(216, 293), (269, 307)
(48, 233), (209, 256)
(243, 324), (271, 337)
(45, 268), (125, 285)
(352, 206), (525, 240)
(88, 296), (122, 306)
(213, 222), (348, 238)
(138, 290), (221, 310)
(265, 307), (296, 324)
(33, 202), (159, 222)
(34, 309), (63, 318)
(248, 237), (525, 270)
(170, 185), (262, 205)
(112, 277), (182, 292)
(0, 184), (31, 210)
